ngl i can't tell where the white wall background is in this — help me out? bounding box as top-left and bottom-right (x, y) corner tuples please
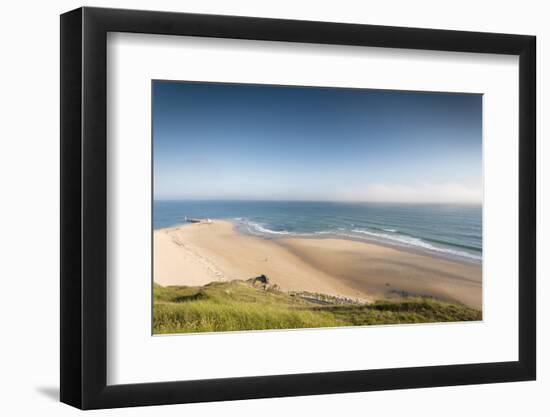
(0, 0), (545, 415)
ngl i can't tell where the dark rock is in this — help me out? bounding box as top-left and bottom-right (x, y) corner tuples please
(250, 274), (269, 284)
(246, 274), (270, 289)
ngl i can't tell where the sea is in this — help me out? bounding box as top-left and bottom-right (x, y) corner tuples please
(153, 200), (482, 264)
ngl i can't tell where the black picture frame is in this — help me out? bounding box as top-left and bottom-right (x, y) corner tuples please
(60, 6), (536, 410)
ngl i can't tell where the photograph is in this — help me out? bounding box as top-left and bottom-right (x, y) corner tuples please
(53, 4), (537, 411)
(152, 81), (483, 334)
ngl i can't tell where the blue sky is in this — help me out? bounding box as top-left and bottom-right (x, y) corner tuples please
(153, 81), (482, 203)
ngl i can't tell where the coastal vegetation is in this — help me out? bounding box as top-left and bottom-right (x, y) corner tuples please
(153, 276), (482, 334)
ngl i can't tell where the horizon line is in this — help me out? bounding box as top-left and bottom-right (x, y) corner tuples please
(153, 198), (482, 206)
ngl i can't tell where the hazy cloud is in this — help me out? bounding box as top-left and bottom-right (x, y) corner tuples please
(337, 183), (482, 204)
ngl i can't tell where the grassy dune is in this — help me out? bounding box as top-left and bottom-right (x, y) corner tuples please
(153, 279), (482, 334)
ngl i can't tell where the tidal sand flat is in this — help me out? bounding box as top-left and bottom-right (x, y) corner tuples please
(154, 220), (482, 309)
(279, 237), (481, 309)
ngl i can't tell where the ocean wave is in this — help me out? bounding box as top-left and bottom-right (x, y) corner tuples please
(246, 222), (291, 235)
(236, 218), (480, 262)
(351, 228), (481, 261)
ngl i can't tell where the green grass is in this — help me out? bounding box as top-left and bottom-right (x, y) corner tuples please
(153, 280), (482, 334)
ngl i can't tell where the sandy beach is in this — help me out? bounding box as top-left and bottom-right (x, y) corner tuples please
(154, 220), (482, 309)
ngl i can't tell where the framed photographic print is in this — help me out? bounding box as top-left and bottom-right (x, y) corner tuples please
(60, 7), (536, 409)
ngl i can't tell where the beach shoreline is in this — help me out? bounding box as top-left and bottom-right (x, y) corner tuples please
(232, 220), (482, 267)
(153, 220), (482, 309)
